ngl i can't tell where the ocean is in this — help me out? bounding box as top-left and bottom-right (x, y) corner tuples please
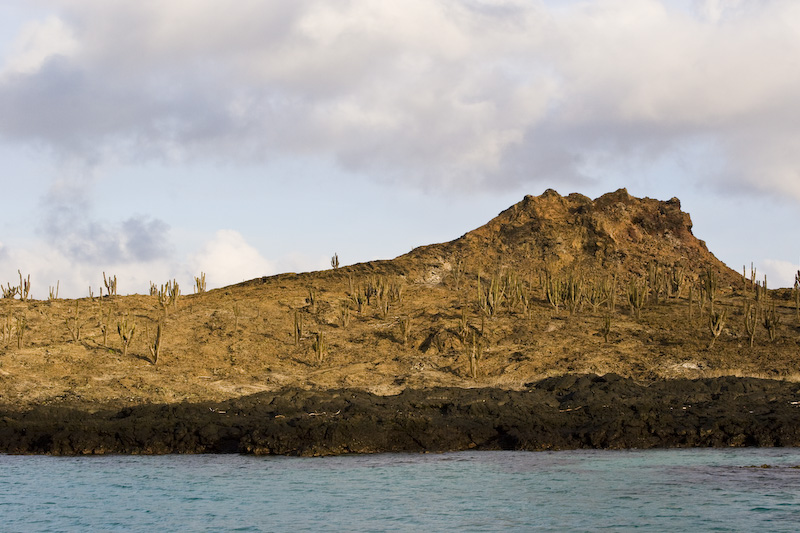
(2, 448), (800, 531)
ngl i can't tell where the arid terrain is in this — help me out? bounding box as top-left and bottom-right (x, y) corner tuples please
(1, 188), (798, 411)
(2, 189), (800, 455)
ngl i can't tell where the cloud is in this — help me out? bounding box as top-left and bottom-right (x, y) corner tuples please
(2, 15), (78, 75)
(761, 259), (799, 289)
(189, 230), (276, 289)
(0, 228), (279, 298)
(40, 176), (172, 264)
(1, 0), (800, 198)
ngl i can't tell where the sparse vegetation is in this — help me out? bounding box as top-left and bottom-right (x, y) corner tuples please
(763, 302), (780, 342)
(312, 331), (326, 363)
(14, 315), (26, 349)
(195, 272), (207, 294)
(49, 282), (59, 301)
(339, 304), (351, 329)
(600, 314), (612, 343)
(104, 272), (117, 297)
(158, 280), (180, 311)
(116, 314), (136, 358)
(627, 280), (646, 320)
(65, 301), (82, 341)
(18, 271), (31, 301)
(2, 284), (18, 299)
(743, 301), (758, 348)
(1, 190), (800, 413)
(147, 320), (163, 365)
(708, 308), (727, 349)
(398, 316), (411, 346)
(293, 310), (303, 345)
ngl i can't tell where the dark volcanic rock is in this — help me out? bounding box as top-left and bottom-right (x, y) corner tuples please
(2, 375), (800, 455)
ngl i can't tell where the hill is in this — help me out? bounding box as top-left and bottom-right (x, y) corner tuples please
(0, 189), (798, 411)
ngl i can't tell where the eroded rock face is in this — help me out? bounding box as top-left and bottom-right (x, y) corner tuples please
(404, 188), (735, 284)
(3, 375), (799, 455)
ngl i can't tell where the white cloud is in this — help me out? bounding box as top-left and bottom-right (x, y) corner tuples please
(1, 0), (800, 198)
(1, 15), (78, 75)
(761, 259), (799, 289)
(189, 230), (276, 289)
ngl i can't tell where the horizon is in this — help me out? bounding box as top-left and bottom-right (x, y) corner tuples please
(1, 1), (799, 297)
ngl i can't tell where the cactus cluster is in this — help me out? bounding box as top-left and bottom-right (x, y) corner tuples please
(708, 308), (727, 348)
(627, 280), (646, 320)
(103, 272), (117, 297)
(195, 272), (207, 294)
(116, 314), (136, 358)
(158, 280), (180, 310)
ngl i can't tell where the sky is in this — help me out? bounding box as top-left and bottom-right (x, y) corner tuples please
(1, 0), (799, 298)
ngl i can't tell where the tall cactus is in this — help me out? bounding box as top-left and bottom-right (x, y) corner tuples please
(627, 279), (646, 320)
(708, 307), (726, 349)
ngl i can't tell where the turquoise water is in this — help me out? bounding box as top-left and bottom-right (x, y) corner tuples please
(3, 449), (800, 531)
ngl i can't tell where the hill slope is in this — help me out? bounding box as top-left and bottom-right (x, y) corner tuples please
(0, 189), (797, 411)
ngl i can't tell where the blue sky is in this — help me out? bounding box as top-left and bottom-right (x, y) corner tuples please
(1, 0), (799, 297)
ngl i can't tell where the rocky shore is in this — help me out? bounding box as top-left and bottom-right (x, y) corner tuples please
(3, 374), (800, 455)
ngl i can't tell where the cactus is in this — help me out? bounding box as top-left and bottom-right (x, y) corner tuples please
(627, 279), (646, 320)
(100, 311), (110, 347)
(564, 273), (583, 316)
(103, 272), (117, 297)
(451, 258), (464, 291)
(232, 303), (242, 330)
(480, 274), (504, 318)
(148, 320), (163, 365)
(14, 315), (26, 349)
(195, 272), (207, 294)
(338, 304), (351, 329)
(600, 314), (612, 343)
(158, 280), (180, 311)
(17, 271), (31, 301)
(331, 253), (339, 270)
(763, 302), (780, 342)
(743, 301), (758, 348)
(586, 276), (609, 312)
(350, 291), (365, 314)
(545, 273), (564, 314)
(65, 301), (82, 341)
(2, 316), (11, 348)
(647, 261), (661, 304)
(117, 314), (136, 358)
(398, 316), (411, 346)
(708, 307), (727, 349)
(378, 292), (390, 319)
(794, 271), (799, 321)
(293, 310), (303, 345)
(312, 331), (326, 363)
(466, 331), (484, 379)
(669, 265), (685, 299)
(702, 268), (718, 314)
(458, 308), (469, 343)
(2, 283), (19, 299)
(48, 281), (59, 300)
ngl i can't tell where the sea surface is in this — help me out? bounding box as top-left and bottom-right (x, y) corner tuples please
(2, 448), (800, 531)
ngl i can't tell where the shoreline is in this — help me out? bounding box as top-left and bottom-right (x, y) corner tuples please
(2, 374), (800, 455)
